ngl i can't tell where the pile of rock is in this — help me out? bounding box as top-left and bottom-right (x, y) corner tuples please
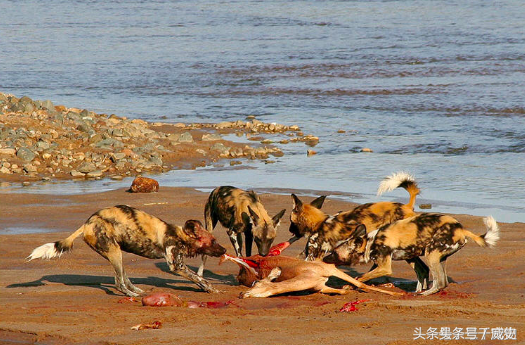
(0, 92), (315, 182)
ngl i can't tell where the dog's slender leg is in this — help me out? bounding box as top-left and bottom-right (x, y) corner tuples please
(227, 229), (242, 257)
(440, 258), (449, 287)
(175, 264), (220, 293)
(407, 257), (429, 293)
(199, 205), (218, 277)
(197, 255), (208, 277)
(236, 232), (244, 256)
(358, 256), (393, 283)
(440, 255), (451, 287)
(421, 251), (445, 296)
(124, 274), (144, 295)
(106, 247), (140, 297)
(244, 228), (253, 257)
(168, 250), (219, 293)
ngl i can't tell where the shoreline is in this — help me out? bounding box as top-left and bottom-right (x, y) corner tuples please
(0, 187), (524, 344)
(0, 92), (318, 183)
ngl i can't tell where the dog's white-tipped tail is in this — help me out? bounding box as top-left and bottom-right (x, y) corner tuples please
(376, 171), (416, 196)
(27, 242), (63, 261)
(482, 216), (500, 248)
(377, 171), (420, 209)
(27, 225), (85, 261)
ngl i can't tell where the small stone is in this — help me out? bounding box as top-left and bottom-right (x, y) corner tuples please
(361, 148), (373, 153)
(110, 153), (126, 162)
(77, 162), (97, 173)
(201, 133), (222, 141)
(110, 175), (124, 180)
(129, 176), (159, 193)
(0, 167), (11, 174)
(307, 150), (317, 157)
(86, 170), (103, 178)
(16, 148), (36, 162)
(215, 122), (234, 129)
(0, 148), (16, 156)
(337, 130), (346, 133)
(70, 170), (85, 177)
(178, 132), (194, 143)
(304, 136), (320, 147)
(211, 143), (231, 154)
(419, 204), (432, 209)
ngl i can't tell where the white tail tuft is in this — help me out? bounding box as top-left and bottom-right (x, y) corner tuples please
(27, 242), (62, 261)
(483, 216), (500, 248)
(377, 171), (416, 196)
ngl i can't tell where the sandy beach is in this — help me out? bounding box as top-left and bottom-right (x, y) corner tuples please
(1, 187), (523, 345)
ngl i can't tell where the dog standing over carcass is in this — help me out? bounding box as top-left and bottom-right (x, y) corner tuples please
(289, 171), (421, 261)
(198, 186), (285, 276)
(27, 205), (226, 296)
(325, 214), (500, 295)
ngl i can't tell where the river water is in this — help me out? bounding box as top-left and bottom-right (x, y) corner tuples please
(1, 0), (524, 222)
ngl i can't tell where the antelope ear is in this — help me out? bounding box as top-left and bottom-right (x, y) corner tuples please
(354, 224), (367, 238)
(247, 206), (260, 225)
(291, 194), (302, 209)
(310, 195), (326, 209)
(272, 209), (286, 227)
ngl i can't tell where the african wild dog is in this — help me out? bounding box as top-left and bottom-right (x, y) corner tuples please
(289, 172), (421, 261)
(325, 214), (499, 295)
(220, 253), (401, 298)
(27, 205), (226, 296)
(198, 186), (286, 276)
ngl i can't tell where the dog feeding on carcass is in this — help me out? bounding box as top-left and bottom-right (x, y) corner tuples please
(220, 241), (401, 298)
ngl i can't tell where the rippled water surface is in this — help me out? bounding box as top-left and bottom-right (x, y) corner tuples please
(1, 0), (524, 222)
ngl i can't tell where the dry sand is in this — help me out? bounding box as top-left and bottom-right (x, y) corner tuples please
(0, 187), (524, 344)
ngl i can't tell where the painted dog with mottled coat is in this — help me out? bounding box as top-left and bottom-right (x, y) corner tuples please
(27, 205), (226, 296)
(198, 186), (286, 276)
(289, 172), (421, 261)
(325, 214), (499, 295)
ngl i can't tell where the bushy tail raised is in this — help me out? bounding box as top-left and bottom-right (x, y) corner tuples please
(26, 225), (85, 261)
(464, 216), (500, 248)
(377, 171), (420, 209)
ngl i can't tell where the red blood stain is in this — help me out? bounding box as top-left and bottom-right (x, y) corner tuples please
(339, 299), (371, 312)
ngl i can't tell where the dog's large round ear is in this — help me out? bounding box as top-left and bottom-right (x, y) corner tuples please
(272, 209), (286, 227)
(291, 194), (302, 210)
(354, 224), (367, 238)
(247, 206), (260, 225)
(310, 195), (326, 209)
(182, 220), (202, 239)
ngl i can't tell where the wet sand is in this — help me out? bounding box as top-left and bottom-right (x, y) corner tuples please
(0, 187), (524, 344)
